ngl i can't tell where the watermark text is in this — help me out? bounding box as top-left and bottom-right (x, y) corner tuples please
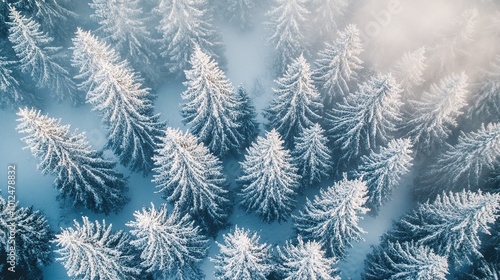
(6, 164), (16, 273)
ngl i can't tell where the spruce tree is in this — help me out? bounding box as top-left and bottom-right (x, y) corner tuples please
(385, 190), (500, 267)
(224, 0), (255, 31)
(182, 46), (243, 156)
(266, 0), (311, 73)
(404, 73), (469, 155)
(265, 54), (322, 148)
(363, 241), (448, 280)
(418, 123), (500, 195)
(126, 203), (208, 280)
(327, 73), (403, 164)
(89, 0), (159, 83)
(392, 47), (427, 94)
(54, 217), (140, 280)
(211, 226), (272, 280)
(16, 108), (128, 214)
(10, 0), (76, 37)
(277, 236), (340, 280)
(292, 123), (332, 188)
(71, 28), (164, 175)
(294, 174), (369, 258)
(467, 55), (500, 123)
(354, 138), (413, 215)
(0, 196), (52, 279)
(155, 0), (224, 74)
(235, 85), (259, 149)
(0, 54), (38, 109)
(152, 127), (230, 232)
(8, 6), (80, 104)
(239, 129), (300, 223)
(313, 24), (363, 108)
(312, 0), (349, 39)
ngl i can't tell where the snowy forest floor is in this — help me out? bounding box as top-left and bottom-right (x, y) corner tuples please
(0, 4), (422, 280)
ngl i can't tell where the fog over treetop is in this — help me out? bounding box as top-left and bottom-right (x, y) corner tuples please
(337, 0), (498, 83)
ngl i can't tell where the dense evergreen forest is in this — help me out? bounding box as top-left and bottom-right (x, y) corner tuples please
(0, 0), (498, 279)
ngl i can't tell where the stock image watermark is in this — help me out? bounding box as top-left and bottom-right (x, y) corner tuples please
(6, 164), (17, 273)
(360, 0), (403, 45)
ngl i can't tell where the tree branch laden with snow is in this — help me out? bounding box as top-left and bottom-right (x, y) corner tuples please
(152, 127), (230, 233)
(16, 107), (128, 214)
(71, 28), (164, 175)
(211, 226), (272, 280)
(54, 217), (140, 280)
(127, 203), (208, 280)
(294, 174), (369, 258)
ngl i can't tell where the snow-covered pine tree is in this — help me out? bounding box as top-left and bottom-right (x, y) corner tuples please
(354, 138), (413, 215)
(467, 55), (500, 123)
(89, 0), (159, 83)
(265, 54), (322, 148)
(313, 24), (363, 108)
(10, 0), (76, 37)
(152, 127), (230, 233)
(54, 217), (140, 280)
(266, 0), (311, 73)
(239, 129), (301, 222)
(8, 6), (80, 104)
(126, 203), (208, 280)
(71, 28), (164, 175)
(392, 47), (427, 95)
(294, 174), (369, 258)
(16, 108), (128, 214)
(418, 123), (500, 195)
(292, 123), (332, 188)
(363, 241), (448, 280)
(211, 226), (272, 280)
(0, 196), (52, 278)
(277, 236), (340, 280)
(182, 46), (243, 156)
(0, 54), (38, 109)
(327, 73), (403, 165)
(155, 0), (224, 75)
(428, 9), (478, 75)
(385, 190), (500, 267)
(404, 73), (469, 155)
(312, 0), (349, 39)
(224, 0), (255, 31)
(235, 85), (259, 149)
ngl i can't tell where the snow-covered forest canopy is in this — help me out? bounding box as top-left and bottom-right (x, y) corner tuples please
(0, 0), (499, 279)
